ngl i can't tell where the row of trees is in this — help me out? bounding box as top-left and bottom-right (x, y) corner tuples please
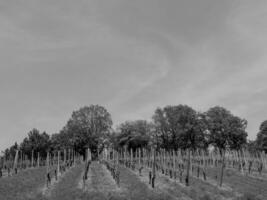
(255, 120), (267, 152)
(2, 105), (113, 161)
(1, 104), (267, 162)
(51, 105), (113, 157)
(2, 129), (51, 161)
(114, 105), (248, 155)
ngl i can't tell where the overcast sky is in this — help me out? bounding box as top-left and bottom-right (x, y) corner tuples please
(1, 0), (267, 150)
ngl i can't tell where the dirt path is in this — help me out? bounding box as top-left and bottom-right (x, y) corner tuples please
(118, 165), (179, 200)
(83, 161), (120, 193)
(81, 161), (178, 200)
(43, 164), (84, 200)
(41, 166), (73, 197)
(80, 161), (124, 200)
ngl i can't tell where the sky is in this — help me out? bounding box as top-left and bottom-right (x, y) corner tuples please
(1, 0), (267, 150)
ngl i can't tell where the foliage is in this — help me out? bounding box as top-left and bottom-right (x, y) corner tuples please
(114, 120), (152, 151)
(58, 105), (113, 155)
(3, 142), (18, 160)
(0, 104), (252, 161)
(50, 129), (72, 151)
(153, 105), (208, 150)
(256, 120), (267, 152)
(206, 106), (247, 152)
(20, 129), (51, 158)
(246, 140), (258, 154)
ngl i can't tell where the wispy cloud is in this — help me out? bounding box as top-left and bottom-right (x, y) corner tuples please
(0, 0), (267, 149)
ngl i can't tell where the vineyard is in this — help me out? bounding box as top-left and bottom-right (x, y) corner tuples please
(1, 105), (267, 200)
(1, 0), (267, 199)
(0, 146), (267, 200)
(102, 147), (267, 199)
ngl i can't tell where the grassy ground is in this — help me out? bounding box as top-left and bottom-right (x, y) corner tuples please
(129, 165), (267, 200)
(132, 166), (230, 200)
(1, 163), (266, 200)
(205, 167), (267, 200)
(38, 164), (86, 200)
(118, 164), (177, 200)
(0, 167), (46, 200)
(42, 161), (178, 200)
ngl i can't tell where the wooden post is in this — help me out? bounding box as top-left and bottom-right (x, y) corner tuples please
(201, 150), (207, 180)
(213, 151), (216, 167)
(73, 149), (75, 165)
(237, 150), (244, 174)
(86, 148), (89, 162)
(63, 149), (66, 165)
(139, 148), (141, 167)
(68, 149), (71, 163)
(25, 155), (28, 168)
(89, 148), (92, 161)
(124, 147), (127, 166)
(46, 152), (50, 187)
(242, 149), (248, 173)
(163, 149), (166, 174)
(20, 151), (22, 169)
(105, 148), (108, 161)
(21, 153), (24, 169)
(173, 150), (176, 180)
(143, 148), (145, 167)
(13, 150), (19, 174)
(130, 149), (133, 167)
(57, 151), (60, 175)
(37, 152), (40, 167)
(31, 150), (34, 167)
(152, 148), (156, 188)
(260, 152), (267, 169)
(219, 150), (225, 187)
(185, 149), (190, 186)
(24, 154), (26, 168)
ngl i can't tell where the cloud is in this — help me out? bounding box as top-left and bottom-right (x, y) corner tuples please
(1, 0), (267, 149)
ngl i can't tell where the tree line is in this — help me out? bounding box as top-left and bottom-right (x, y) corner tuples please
(1, 104), (267, 162)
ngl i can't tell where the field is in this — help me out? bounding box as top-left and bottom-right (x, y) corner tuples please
(0, 167), (46, 200)
(0, 160), (266, 200)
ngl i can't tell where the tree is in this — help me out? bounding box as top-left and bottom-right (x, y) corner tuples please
(3, 143), (18, 161)
(8, 142), (18, 159)
(171, 107), (208, 150)
(115, 120), (152, 151)
(20, 129), (51, 159)
(227, 116), (247, 150)
(153, 105), (207, 150)
(256, 120), (267, 153)
(206, 106), (247, 186)
(153, 108), (171, 149)
(153, 105), (208, 186)
(206, 106), (247, 151)
(64, 105), (113, 157)
(247, 140), (258, 154)
(50, 130), (72, 151)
